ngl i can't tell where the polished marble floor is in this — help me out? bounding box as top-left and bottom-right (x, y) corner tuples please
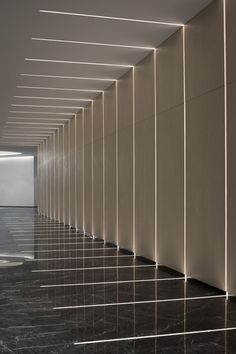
(1, 207), (236, 353)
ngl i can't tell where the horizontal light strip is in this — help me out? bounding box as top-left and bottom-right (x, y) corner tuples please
(10, 110), (74, 115)
(6, 122), (62, 125)
(8, 117), (69, 121)
(32, 37), (155, 50)
(21, 74), (115, 81)
(55, 295), (227, 310)
(19, 242), (104, 246)
(39, 10), (184, 27)
(11, 104), (84, 109)
(25, 58), (133, 68)
(41, 277), (186, 288)
(22, 247), (117, 252)
(28, 255), (133, 261)
(17, 85), (103, 93)
(32, 264), (154, 273)
(74, 327), (236, 346)
(14, 96), (92, 102)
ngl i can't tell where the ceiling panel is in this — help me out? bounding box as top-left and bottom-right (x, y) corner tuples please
(0, 0), (213, 145)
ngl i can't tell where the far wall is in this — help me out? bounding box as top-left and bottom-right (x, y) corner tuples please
(0, 156), (35, 207)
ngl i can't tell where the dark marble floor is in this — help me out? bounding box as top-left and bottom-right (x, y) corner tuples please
(1, 208), (236, 353)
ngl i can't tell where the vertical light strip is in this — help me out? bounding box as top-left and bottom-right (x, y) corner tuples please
(102, 92), (106, 243)
(62, 125), (65, 224)
(82, 109), (85, 233)
(68, 121), (71, 226)
(53, 132), (55, 220)
(154, 49), (158, 267)
(74, 115), (78, 230)
(183, 26), (187, 281)
(132, 67), (136, 257)
(91, 101), (94, 237)
(223, 0), (228, 293)
(115, 80), (119, 248)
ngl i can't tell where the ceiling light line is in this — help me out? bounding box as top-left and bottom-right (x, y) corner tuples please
(8, 117), (69, 121)
(14, 96), (92, 102)
(25, 58), (133, 68)
(11, 104), (84, 109)
(39, 10), (184, 27)
(32, 37), (155, 50)
(10, 110), (74, 115)
(20, 73), (115, 81)
(17, 86), (103, 93)
(6, 122), (63, 125)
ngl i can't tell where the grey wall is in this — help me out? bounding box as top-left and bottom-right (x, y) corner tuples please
(0, 156), (35, 206)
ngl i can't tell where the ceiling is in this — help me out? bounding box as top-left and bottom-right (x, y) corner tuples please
(0, 0), (213, 146)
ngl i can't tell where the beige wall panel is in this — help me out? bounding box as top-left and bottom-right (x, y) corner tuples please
(227, 82), (236, 295)
(45, 140), (50, 217)
(185, 0), (224, 101)
(84, 104), (92, 145)
(117, 69), (133, 251)
(69, 118), (76, 227)
(54, 130), (59, 220)
(58, 127), (64, 222)
(93, 95), (104, 238)
(104, 133), (116, 244)
(186, 88), (225, 290)
(135, 52), (155, 123)
(135, 117), (155, 260)
(118, 126), (133, 251)
(104, 83), (116, 136)
(135, 52), (155, 260)
(118, 70), (133, 130)
(76, 113), (84, 230)
(156, 28), (184, 273)
(157, 105), (184, 272)
(93, 94), (103, 140)
(93, 139), (103, 237)
(157, 29), (183, 114)
(84, 144), (92, 234)
(227, 0), (236, 295)
(63, 123), (70, 225)
(226, 0), (236, 84)
(104, 83), (117, 244)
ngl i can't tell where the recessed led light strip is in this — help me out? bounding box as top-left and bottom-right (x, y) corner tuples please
(14, 96), (92, 102)
(74, 327), (236, 346)
(28, 255), (133, 262)
(10, 110), (74, 115)
(18, 241), (104, 246)
(55, 294), (226, 311)
(32, 264), (154, 273)
(25, 58), (133, 68)
(11, 104), (84, 109)
(39, 10), (184, 27)
(23, 247), (117, 253)
(17, 85), (103, 93)
(41, 276), (185, 288)
(20, 74), (115, 82)
(32, 37), (155, 50)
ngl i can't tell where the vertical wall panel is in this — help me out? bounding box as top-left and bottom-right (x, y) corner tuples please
(84, 104), (93, 234)
(69, 117), (76, 227)
(54, 130), (59, 220)
(186, 0), (225, 289)
(93, 94), (104, 238)
(118, 70), (133, 251)
(135, 53), (155, 260)
(156, 29), (184, 273)
(76, 111), (84, 231)
(227, 0), (236, 295)
(104, 83), (117, 244)
(58, 126), (64, 223)
(64, 122), (70, 225)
